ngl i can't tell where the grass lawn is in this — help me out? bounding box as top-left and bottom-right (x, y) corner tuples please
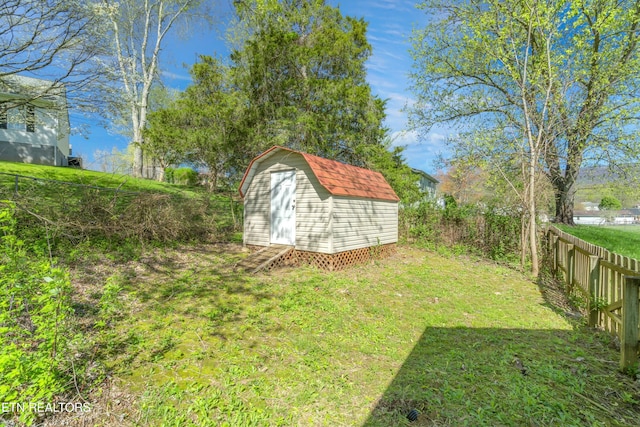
(40, 245), (640, 427)
(556, 224), (640, 260)
(0, 160), (196, 195)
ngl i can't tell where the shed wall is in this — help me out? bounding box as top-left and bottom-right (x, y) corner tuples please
(331, 197), (398, 252)
(243, 151), (331, 252)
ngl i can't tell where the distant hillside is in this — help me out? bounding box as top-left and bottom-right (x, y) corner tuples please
(577, 165), (640, 186)
(575, 164), (640, 208)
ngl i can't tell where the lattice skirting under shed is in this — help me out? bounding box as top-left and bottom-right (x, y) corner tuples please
(245, 243), (396, 272)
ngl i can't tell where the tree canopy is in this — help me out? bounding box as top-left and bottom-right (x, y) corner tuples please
(146, 0), (389, 187)
(230, 0), (387, 165)
(409, 0), (640, 225)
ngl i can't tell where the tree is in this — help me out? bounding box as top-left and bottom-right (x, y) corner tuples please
(364, 142), (422, 205)
(411, 0), (566, 275)
(435, 161), (489, 206)
(93, 0), (207, 178)
(143, 86), (187, 182)
(599, 195), (622, 211)
(145, 56), (248, 188)
(144, 106), (187, 182)
(410, 0), (640, 227)
(1, 0), (101, 113)
(229, 0), (387, 165)
(180, 56), (247, 189)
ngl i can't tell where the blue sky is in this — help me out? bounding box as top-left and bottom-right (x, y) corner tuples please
(72, 0), (446, 174)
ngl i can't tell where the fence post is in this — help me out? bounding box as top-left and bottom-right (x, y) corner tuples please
(567, 243), (575, 292)
(551, 234), (559, 274)
(620, 276), (640, 371)
(588, 255), (600, 327)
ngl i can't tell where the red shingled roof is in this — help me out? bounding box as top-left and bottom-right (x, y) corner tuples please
(239, 146), (399, 202)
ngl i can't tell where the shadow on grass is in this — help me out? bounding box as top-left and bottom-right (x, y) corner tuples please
(74, 244), (277, 363)
(362, 326), (640, 426)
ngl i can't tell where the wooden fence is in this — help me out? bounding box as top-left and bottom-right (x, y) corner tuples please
(547, 226), (640, 370)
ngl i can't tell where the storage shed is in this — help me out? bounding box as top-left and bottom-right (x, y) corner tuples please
(238, 146), (399, 270)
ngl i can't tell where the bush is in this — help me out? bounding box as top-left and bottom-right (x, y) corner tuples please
(400, 197), (522, 263)
(599, 195), (622, 210)
(172, 168), (199, 186)
(164, 167), (175, 183)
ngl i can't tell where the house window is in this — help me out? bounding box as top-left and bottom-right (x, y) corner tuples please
(6, 106), (26, 131)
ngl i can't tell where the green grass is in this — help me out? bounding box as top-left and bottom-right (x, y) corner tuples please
(557, 224), (640, 260)
(0, 160), (198, 195)
(0, 161), (242, 247)
(43, 245), (640, 426)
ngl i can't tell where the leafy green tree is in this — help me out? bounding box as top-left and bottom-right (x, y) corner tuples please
(180, 56), (248, 189)
(146, 56), (249, 188)
(599, 195), (622, 211)
(363, 142), (422, 205)
(144, 105), (188, 182)
(230, 0), (386, 165)
(410, 0), (640, 227)
(92, 0), (211, 178)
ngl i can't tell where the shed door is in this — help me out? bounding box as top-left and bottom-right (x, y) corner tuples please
(270, 170), (296, 245)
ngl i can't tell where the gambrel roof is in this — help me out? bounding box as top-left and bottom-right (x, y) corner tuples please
(239, 146), (399, 202)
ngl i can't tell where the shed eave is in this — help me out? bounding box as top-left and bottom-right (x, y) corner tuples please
(238, 146), (287, 197)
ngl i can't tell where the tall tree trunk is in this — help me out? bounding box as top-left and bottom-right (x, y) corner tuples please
(528, 157), (539, 277)
(554, 184), (576, 225)
(133, 145), (143, 178)
(157, 166), (165, 183)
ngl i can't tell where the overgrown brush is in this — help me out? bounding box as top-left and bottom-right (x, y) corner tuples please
(0, 176), (236, 256)
(400, 199), (522, 263)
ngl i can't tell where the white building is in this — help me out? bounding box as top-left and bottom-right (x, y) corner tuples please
(0, 75), (70, 166)
(239, 146), (399, 269)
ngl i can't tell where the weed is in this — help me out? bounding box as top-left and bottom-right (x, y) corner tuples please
(0, 202), (77, 426)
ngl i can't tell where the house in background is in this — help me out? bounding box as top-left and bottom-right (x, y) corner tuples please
(0, 75), (71, 166)
(239, 146), (399, 270)
(411, 167), (439, 199)
(573, 208), (640, 225)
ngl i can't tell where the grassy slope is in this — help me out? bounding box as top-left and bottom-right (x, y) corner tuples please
(0, 160), (194, 194)
(557, 224), (640, 260)
(44, 245), (640, 427)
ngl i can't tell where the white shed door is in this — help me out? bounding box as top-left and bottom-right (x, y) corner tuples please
(270, 170), (296, 245)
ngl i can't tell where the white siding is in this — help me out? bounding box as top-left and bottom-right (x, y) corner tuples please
(243, 151), (331, 252)
(0, 106), (68, 156)
(331, 197), (398, 252)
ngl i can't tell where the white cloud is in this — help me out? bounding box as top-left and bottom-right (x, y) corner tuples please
(368, 0), (414, 13)
(390, 129), (448, 149)
(161, 70), (191, 82)
(391, 130), (419, 146)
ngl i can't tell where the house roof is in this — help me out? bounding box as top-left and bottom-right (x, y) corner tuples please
(0, 75), (66, 105)
(239, 146), (400, 202)
(411, 167), (439, 184)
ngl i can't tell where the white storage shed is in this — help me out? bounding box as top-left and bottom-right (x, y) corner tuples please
(238, 146), (398, 269)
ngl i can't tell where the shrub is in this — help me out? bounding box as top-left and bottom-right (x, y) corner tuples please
(400, 197), (522, 263)
(172, 168), (199, 186)
(598, 195), (622, 210)
(164, 167), (175, 183)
